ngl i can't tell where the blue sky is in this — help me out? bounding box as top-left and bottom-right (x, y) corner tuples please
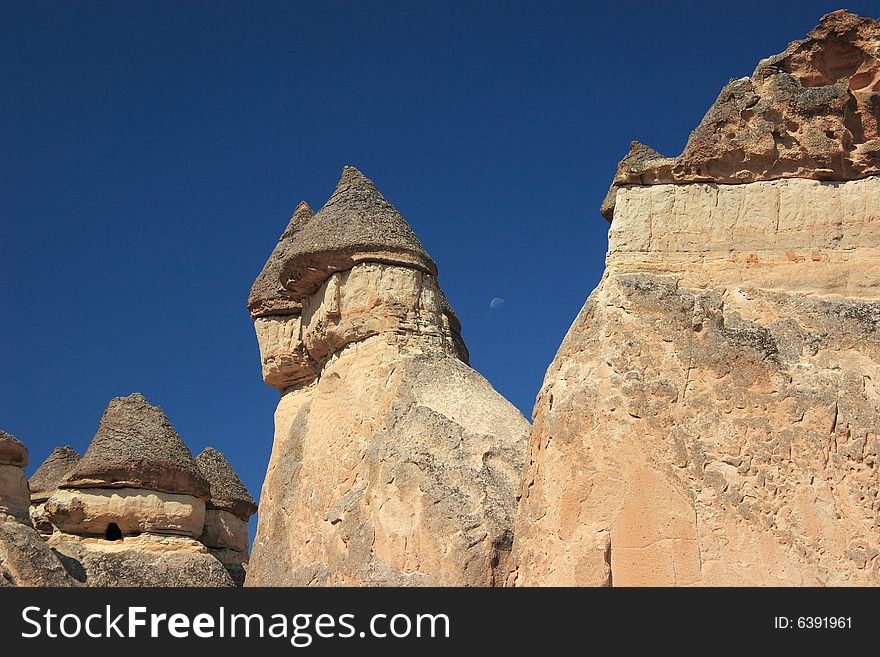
(2, 1), (874, 540)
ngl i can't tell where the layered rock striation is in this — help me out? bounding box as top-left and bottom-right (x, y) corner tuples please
(511, 10), (880, 586)
(44, 394), (235, 586)
(196, 447), (257, 585)
(0, 431), (77, 586)
(29, 446), (80, 535)
(246, 166), (528, 586)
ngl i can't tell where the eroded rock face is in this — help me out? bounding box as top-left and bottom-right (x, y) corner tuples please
(30, 446), (80, 502)
(44, 394), (236, 586)
(0, 464), (31, 525)
(61, 393), (209, 498)
(602, 10), (880, 220)
(200, 509), (248, 552)
(0, 430), (27, 468)
(511, 12), (880, 586)
(246, 167), (528, 586)
(45, 488), (206, 537)
(0, 522), (79, 587)
(194, 448), (256, 584)
(30, 446), (80, 535)
(0, 431), (78, 586)
(47, 533), (234, 587)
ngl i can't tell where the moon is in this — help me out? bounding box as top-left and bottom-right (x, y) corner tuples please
(489, 297), (505, 310)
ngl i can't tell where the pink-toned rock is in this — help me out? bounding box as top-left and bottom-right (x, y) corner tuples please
(602, 10), (880, 220)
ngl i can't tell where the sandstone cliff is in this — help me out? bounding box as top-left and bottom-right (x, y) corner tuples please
(510, 10), (880, 586)
(246, 166), (529, 586)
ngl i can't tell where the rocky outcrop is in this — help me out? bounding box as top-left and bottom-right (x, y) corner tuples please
(511, 10), (880, 586)
(0, 431), (77, 586)
(29, 446), (80, 535)
(44, 394), (235, 586)
(61, 393), (209, 498)
(195, 447), (257, 586)
(0, 430), (30, 524)
(246, 166), (528, 586)
(602, 10), (880, 220)
(47, 533), (233, 587)
(0, 522), (79, 587)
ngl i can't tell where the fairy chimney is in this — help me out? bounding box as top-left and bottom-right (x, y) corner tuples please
(195, 447), (257, 585)
(28, 446), (80, 535)
(0, 431), (77, 586)
(44, 393), (234, 586)
(245, 166), (528, 586)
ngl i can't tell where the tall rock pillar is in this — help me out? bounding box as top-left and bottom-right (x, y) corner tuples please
(246, 166), (529, 586)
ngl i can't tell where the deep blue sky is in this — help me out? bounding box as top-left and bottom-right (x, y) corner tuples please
(2, 1), (873, 540)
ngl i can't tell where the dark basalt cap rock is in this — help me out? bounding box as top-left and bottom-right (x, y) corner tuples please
(61, 393), (210, 499)
(251, 166), (438, 305)
(602, 10), (880, 221)
(247, 201), (314, 318)
(0, 430), (27, 467)
(195, 447), (258, 521)
(29, 446), (81, 502)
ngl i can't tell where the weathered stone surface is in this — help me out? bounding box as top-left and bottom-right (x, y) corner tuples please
(44, 487), (206, 538)
(246, 169), (528, 586)
(0, 429), (27, 467)
(514, 174), (879, 582)
(0, 521), (78, 587)
(199, 509), (248, 552)
(608, 177), (880, 297)
(602, 11), (880, 220)
(254, 313), (318, 389)
(62, 393), (209, 499)
(195, 447), (257, 521)
(48, 533), (234, 587)
(511, 270), (879, 585)
(247, 201), (314, 318)
(0, 464), (31, 524)
(30, 446), (81, 534)
(209, 548), (248, 587)
(30, 446), (80, 502)
(511, 12), (880, 586)
(253, 166), (438, 302)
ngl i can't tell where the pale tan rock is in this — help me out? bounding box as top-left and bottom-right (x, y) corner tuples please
(199, 509), (248, 552)
(0, 464), (31, 525)
(208, 548), (248, 586)
(44, 487), (206, 538)
(511, 267), (880, 586)
(0, 521), (79, 587)
(511, 182), (880, 585)
(254, 314), (317, 389)
(608, 178), (880, 298)
(48, 531), (211, 554)
(511, 12), (880, 587)
(246, 168), (528, 586)
(47, 532), (234, 587)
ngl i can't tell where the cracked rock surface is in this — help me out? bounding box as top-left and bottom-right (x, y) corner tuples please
(510, 11), (880, 586)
